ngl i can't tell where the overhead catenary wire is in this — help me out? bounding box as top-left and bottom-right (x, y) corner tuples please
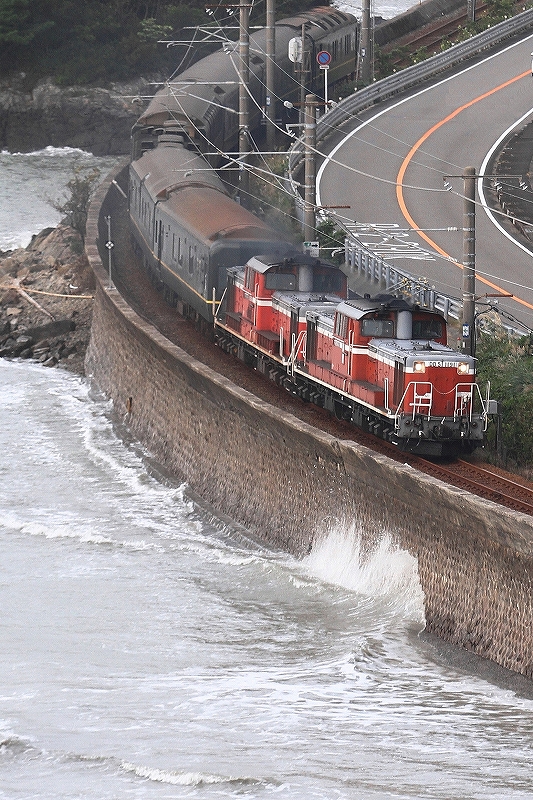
(146, 12), (533, 296)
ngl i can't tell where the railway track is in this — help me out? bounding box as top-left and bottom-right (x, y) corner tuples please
(380, 3), (489, 69)
(107, 181), (533, 518)
(404, 455), (533, 514)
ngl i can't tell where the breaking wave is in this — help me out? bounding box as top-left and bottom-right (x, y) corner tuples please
(303, 524), (426, 625)
(120, 761), (270, 788)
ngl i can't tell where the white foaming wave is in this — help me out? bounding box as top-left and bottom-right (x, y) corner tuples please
(38, 376), (201, 530)
(302, 524), (425, 624)
(0, 723), (37, 758)
(5, 145), (108, 159)
(120, 761), (264, 787)
(335, 0), (417, 20)
(0, 511), (178, 552)
(0, 512), (115, 545)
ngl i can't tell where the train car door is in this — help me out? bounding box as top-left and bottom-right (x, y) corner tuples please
(393, 361), (404, 408)
(290, 309), (299, 345)
(307, 318), (317, 361)
(157, 219), (163, 263)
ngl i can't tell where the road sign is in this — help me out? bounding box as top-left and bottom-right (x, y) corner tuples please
(317, 50), (331, 66)
(303, 241), (320, 257)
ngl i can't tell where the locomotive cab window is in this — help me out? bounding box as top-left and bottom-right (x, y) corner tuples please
(412, 318), (443, 340)
(265, 268), (296, 291)
(313, 269), (343, 294)
(360, 318), (394, 337)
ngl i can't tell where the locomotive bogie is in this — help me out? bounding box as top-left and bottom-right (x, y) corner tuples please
(128, 7), (490, 458)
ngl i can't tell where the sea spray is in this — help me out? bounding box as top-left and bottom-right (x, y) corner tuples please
(303, 523), (425, 625)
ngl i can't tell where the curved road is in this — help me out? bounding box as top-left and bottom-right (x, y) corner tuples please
(317, 33), (533, 333)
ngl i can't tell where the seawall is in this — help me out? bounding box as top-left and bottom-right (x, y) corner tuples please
(85, 172), (533, 679)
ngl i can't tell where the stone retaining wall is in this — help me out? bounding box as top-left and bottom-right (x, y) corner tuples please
(85, 174), (533, 679)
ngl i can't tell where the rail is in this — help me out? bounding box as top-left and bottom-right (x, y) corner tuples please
(315, 7), (533, 141)
(288, 8), (533, 318)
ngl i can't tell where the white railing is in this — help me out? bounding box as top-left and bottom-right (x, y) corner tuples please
(287, 9), (533, 320)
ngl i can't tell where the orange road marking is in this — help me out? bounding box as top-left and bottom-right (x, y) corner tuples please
(396, 70), (533, 311)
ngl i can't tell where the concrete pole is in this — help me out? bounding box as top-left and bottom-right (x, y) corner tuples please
(299, 24), (306, 126)
(265, 0), (276, 151)
(359, 0), (371, 85)
(303, 94), (317, 242)
(462, 166), (476, 356)
(238, 0), (250, 207)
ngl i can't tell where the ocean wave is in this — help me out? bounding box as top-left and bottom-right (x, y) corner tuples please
(302, 524), (426, 624)
(120, 761), (268, 787)
(0, 732), (38, 758)
(0, 512), (115, 545)
(2, 145), (114, 159)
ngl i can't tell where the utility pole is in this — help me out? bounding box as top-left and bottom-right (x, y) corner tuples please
(462, 166), (476, 356)
(238, 0), (250, 207)
(265, 0), (276, 151)
(359, 0), (372, 85)
(299, 24), (307, 125)
(303, 94), (317, 242)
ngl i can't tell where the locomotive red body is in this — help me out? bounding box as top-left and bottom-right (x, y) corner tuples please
(215, 254), (490, 457)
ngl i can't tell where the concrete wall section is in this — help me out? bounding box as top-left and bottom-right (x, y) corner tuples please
(85, 175), (533, 679)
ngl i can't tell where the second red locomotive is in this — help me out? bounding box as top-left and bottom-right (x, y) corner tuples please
(215, 254), (490, 457)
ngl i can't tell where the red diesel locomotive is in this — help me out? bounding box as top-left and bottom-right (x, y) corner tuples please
(214, 254), (490, 457)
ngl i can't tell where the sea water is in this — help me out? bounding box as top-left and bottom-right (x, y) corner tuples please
(1, 148), (533, 800)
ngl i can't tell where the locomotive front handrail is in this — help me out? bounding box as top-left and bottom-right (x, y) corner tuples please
(287, 329), (307, 374)
(454, 383), (475, 419)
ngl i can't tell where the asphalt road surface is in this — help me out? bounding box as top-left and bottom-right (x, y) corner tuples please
(317, 32), (533, 334)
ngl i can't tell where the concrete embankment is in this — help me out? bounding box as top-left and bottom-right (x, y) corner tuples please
(84, 168), (533, 680)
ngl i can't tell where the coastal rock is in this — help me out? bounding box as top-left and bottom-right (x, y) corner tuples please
(0, 76), (154, 156)
(0, 224), (93, 374)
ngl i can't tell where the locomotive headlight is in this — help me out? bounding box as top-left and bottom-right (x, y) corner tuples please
(413, 361), (426, 373)
(457, 362), (470, 375)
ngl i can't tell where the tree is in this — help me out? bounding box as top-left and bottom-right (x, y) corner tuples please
(0, 0), (53, 45)
(51, 167), (101, 245)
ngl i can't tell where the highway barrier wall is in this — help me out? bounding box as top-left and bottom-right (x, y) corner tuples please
(85, 171), (533, 679)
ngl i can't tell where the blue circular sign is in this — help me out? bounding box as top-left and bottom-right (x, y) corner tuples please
(317, 50), (331, 66)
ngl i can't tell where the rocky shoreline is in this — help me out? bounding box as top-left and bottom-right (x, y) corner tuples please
(0, 225), (94, 375)
(0, 76), (154, 156)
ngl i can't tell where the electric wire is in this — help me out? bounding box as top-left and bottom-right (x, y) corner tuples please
(143, 13), (533, 302)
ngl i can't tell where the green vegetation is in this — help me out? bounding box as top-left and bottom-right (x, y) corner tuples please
(51, 166), (101, 247)
(316, 218), (346, 263)
(375, 0), (529, 80)
(0, 0), (323, 87)
(246, 154), (301, 240)
(476, 323), (533, 471)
